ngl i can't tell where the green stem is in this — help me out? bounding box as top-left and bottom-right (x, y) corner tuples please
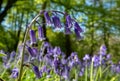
(99, 55), (102, 78)
(99, 66), (102, 79)
(85, 64), (88, 81)
(21, 69), (27, 80)
(17, 14), (40, 81)
(102, 65), (110, 74)
(95, 68), (99, 81)
(60, 76), (62, 81)
(90, 60), (94, 81)
(0, 69), (7, 78)
(75, 67), (78, 81)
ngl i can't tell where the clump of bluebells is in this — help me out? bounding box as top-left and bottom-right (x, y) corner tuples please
(0, 10), (120, 81)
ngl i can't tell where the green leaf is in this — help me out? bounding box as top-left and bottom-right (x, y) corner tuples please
(0, 53), (6, 57)
(110, 76), (118, 81)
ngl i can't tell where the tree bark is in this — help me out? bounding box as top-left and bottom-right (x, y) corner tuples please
(0, 0), (17, 24)
(64, 1), (72, 58)
(41, 1), (48, 42)
(65, 34), (72, 57)
(0, 0), (3, 10)
(14, 13), (24, 51)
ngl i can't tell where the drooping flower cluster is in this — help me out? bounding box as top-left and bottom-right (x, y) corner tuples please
(40, 11), (83, 40)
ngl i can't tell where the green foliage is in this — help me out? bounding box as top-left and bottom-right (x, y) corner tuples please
(0, 53), (6, 57)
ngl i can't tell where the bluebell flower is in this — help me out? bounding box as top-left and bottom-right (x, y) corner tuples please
(79, 67), (84, 77)
(71, 52), (79, 62)
(68, 52), (80, 68)
(100, 45), (107, 55)
(66, 15), (72, 28)
(46, 46), (53, 54)
(74, 22), (83, 32)
(24, 54), (29, 62)
(115, 65), (120, 73)
(53, 47), (61, 57)
(46, 75), (51, 78)
(38, 51), (44, 62)
(26, 46), (36, 57)
(108, 60), (113, 65)
(111, 64), (116, 72)
(46, 69), (51, 75)
(0, 50), (6, 57)
(74, 22), (83, 39)
(29, 29), (37, 45)
(39, 70), (43, 78)
(41, 65), (51, 75)
(2, 55), (8, 64)
(44, 54), (54, 66)
(106, 54), (111, 60)
(68, 60), (75, 68)
(44, 11), (52, 26)
(61, 65), (70, 79)
(74, 28), (82, 39)
(10, 51), (16, 62)
(83, 54), (90, 67)
(10, 67), (19, 78)
(26, 40), (31, 46)
(52, 16), (62, 28)
(43, 41), (51, 48)
(65, 23), (72, 34)
(83, 54), (90, 61)
(38, 26), (46, 41)
(61, 58), (67, 65)
(1, 52), (10, 68)
(53, 58), (61, 68)
(1, 50), (7, 63)
(41, 66), (47, 73)
(32, 65), (41, 78)
(53, 58), (63, 75)
(32, 47), (38, 56)
(0, 50), (5, 54)
(92, 55), (100, 67)
(3, 62), (10, 69)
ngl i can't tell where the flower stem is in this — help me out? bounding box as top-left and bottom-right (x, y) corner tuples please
(75, 68), (78, 81)
(0, 69), (7, 78)
(90, 60), (93, 81)
(99, 55), (102, 78)
(85, 64), (88, 81)
(17, 14), (40, 81)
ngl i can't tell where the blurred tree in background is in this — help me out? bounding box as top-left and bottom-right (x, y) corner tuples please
(0, 0), (120, 61)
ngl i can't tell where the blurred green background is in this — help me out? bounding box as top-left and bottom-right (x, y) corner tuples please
(0, 0), (120, 61)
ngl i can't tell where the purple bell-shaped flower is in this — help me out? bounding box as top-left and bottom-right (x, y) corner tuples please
(52, 16), (62, 28)
(38, 26), (46, 41)
(44, 11), (52, 26)
(10, 67), (19, 78)
(32, 65), (42, 78)
(66, 15), (73, 28)
(29, 29), (37, 45)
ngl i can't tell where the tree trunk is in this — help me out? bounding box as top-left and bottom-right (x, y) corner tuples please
(41, 1), (48, 42)
(64, 3), (72, 57)
(0, 0), (17, 24)
(65, 34), (72, 57)
(14, 13), (24, 51)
